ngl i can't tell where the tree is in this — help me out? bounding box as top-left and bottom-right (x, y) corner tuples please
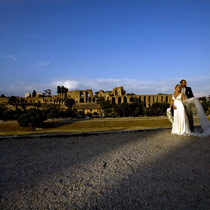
(60, 86), (68, 93)
(86, 112), (92, 118)
(65, 98), (75, 109)
(57, 86), (61, 93)
(150, 102), (169, 116)
(9, 96), (17, 104)
(97, 97), (112, 109)
(0, 94), (5, 98)
(44, 89), (52, 96)
(45, 104), (60, 119)
(32, 90), (36, 97)
(113, 103), (129, 117)
(17, 109), (45, 128)
(77, 111), (85, 118)
(57, 86), (68, 93)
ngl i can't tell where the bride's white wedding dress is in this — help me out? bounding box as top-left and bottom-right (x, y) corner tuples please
(171, 93), (191, 135)
(167, 94), (210, 137)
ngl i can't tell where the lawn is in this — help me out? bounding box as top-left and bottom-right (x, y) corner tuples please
(0, 116), (209, 136)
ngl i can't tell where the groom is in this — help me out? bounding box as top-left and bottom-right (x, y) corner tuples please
(180, 79), (194, 131)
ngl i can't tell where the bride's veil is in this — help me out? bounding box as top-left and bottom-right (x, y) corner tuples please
(184, 98), (210, 137)
(167, 97), (210, 137)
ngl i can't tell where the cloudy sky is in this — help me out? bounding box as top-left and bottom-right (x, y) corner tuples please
(0, 0), (210, 97)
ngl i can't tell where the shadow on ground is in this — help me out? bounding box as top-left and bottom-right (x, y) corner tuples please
(0, 129), (210, 209)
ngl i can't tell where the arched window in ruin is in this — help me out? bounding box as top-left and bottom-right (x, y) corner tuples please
(89, 98), (91, 103)
(80, 98), (84, 103)
(148, 96), (150, 102)
(118, 97), (121, 104)
(161, 96), (163, 102)
(92, 98), (95, 102)
(144, 96), (146, 103)
(166, 96), (168, 102)
(112, 97), (116, 104)
(124, 96), (127, 103)
(139, 97), (141, 102)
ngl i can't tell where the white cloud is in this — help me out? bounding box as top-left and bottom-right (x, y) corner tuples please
(53, 80), (80, 90)
(6, 55), (19, 60)
(38, 60), (51, 66)
(50, 76), (210, 96)
(1, 77), (210, 97)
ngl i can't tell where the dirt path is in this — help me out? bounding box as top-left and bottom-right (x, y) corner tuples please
(1, 129), (210, 209)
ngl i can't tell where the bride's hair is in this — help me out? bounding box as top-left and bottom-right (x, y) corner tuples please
(175, 84), (181, 89)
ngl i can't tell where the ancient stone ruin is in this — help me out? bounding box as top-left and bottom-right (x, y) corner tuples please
(0, 86), (171, 116)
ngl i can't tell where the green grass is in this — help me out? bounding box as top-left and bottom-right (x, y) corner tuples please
(0, 116), (210, 136)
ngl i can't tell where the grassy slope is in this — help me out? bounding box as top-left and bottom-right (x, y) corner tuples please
(0, 116), (209, 136)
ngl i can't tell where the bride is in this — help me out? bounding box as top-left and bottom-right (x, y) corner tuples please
(167, 85), (210, 137)
(169, 84), (191, 135)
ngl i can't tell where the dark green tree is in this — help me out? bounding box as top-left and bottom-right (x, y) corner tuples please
(65, 98), (75, 109)
(45, 104), (60, 119)
(17, 109), (46, 128)
(97, 97), (112, 109)
(32, 90), (36, 97)
(44, 89), (52, 96)
(57, 86), (61, 93)
(9, 96), (17, 104)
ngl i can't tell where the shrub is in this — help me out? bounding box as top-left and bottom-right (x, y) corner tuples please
(17, 109), (45, 128)
(86, 112), (92, 118)
(17, 113), (31, 127)
(77, 111), (85, 118)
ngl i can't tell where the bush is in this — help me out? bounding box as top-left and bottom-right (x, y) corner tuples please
(17, 109), (46, 128)
(17, 113), (31, 127)
(86, 112), (92, 118)
(77, 111), (85, 118)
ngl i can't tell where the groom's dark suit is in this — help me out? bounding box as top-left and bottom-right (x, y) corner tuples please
(185, 87), (194, 99)
(182, 86), (194, 131)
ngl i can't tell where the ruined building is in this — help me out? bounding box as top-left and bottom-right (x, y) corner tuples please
(0, 86), (172, 116)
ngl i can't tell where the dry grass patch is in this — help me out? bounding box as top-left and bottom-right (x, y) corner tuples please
(0, 116), (209, 136)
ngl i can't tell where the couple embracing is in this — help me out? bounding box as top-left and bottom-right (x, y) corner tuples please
(168, 79), (210, 137)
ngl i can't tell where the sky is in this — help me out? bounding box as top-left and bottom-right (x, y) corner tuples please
(0, 0), (210, 97)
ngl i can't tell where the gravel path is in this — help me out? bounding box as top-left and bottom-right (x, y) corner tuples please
(1, 129), (210, 209)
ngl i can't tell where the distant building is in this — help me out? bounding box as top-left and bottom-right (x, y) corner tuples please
(25, 92), (44, 98)
(1, 86), (172, 115)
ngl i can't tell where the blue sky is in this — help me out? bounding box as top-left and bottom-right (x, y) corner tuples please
(0, 0), (210, 96)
